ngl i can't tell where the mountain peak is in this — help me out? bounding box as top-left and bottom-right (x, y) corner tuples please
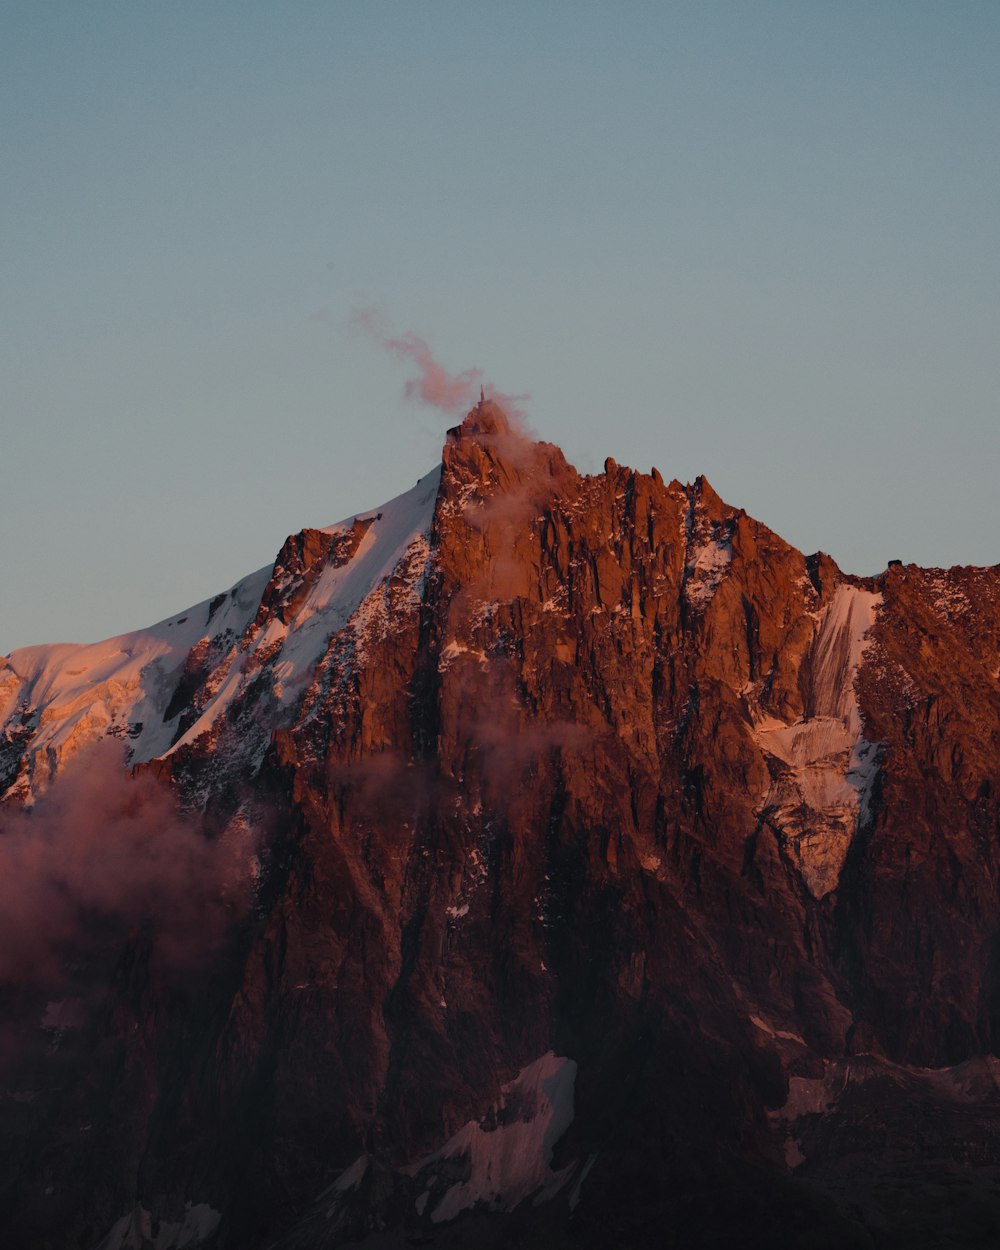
(6, 409), (1000, 1250)
(447, 393), (514, 443)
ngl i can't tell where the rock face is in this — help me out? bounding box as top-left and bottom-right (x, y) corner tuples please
(3, 401), (1000, 1249)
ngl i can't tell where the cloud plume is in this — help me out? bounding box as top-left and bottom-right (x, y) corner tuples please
(351, 306), (528, 418)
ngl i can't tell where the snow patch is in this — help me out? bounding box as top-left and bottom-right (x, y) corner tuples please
(684, 537), (732, 609)
(409, 1052), (577, 1222)
(94, 1202), (221, 1250)
(332, 1154), (369, 1192)
(749, 1015), (806, 1045)
(751, 586), (882, 898)
(682, 485), (735, 612)
(439, 639), (488, 671)
(784, 1138), (806, 1169)
(774, 1068), (844, 1122)
(40, 999), (85, 1032)
(568, 1151), (598, 1211)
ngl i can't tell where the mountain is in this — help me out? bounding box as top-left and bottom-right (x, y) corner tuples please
(3, 400), (1000, 1249)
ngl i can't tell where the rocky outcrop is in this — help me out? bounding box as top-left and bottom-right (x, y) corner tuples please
(3, 402), (1000, 1248)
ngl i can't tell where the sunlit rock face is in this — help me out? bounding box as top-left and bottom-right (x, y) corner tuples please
(4, 402), (1000, 1249)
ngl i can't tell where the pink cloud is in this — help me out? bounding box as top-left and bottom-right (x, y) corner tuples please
(351, 306), (529, 419)
(0, 742), (253, 987)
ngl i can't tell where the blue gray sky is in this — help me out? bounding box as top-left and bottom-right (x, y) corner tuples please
(3, 2), (998, 651)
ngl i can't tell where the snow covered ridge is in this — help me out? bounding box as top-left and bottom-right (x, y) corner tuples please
(0, 562), (272, 798)
(0, 469), (441, 799)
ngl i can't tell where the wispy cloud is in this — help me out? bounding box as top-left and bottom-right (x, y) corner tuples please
(0, 743), (252, 987)
(351, 306), (528, 419)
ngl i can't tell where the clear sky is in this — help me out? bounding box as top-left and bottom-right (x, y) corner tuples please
(3, 2), (998, 652)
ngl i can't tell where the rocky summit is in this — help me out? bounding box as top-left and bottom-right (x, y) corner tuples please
(3, 401), (1000, 1249)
